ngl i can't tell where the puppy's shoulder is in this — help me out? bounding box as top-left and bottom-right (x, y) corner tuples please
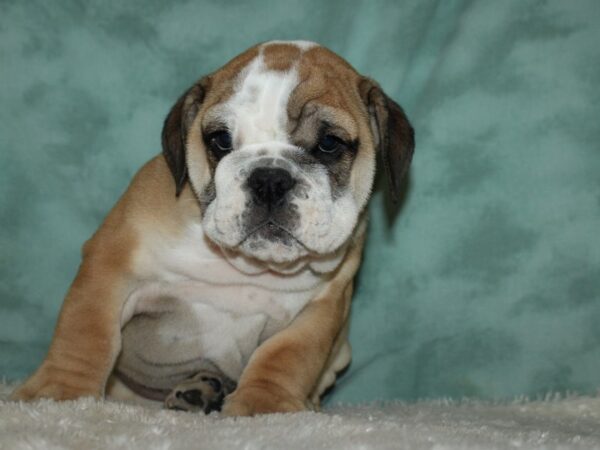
(83, 155), (198, 258)
(126, 154), (177, 202)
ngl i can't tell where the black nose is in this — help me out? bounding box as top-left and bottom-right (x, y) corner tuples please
(247, 167), (296, 207)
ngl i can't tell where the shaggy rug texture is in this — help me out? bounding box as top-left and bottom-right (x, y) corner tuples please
(1, 383), (599, 449)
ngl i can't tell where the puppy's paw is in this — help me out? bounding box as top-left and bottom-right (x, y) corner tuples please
(10, 368), (101, 402)
(222, 382), (308, 417)
(165, 371), (236, 414)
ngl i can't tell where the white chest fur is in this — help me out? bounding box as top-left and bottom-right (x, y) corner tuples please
(121, 222), (343, 381)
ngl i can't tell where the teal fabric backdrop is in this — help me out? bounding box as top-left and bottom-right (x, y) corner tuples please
(1, 0), (599, 404)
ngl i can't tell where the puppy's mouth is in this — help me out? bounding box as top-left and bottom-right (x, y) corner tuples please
(238, 220), (306, 249)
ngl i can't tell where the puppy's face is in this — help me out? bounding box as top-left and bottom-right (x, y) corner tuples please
(162, 41), (414, 267)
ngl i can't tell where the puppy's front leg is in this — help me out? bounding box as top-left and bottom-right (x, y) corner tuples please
(11, 234), (133, 402)
(222, 242), (363, 417)
(222, 283), (350, 416)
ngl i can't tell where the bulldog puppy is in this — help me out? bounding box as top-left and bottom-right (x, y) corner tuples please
(12, 40), (414, 416)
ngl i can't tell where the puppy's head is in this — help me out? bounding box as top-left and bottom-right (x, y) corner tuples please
(162, 41), (414, 267)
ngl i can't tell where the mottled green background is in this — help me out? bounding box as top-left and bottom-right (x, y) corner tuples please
(1, 0), (599, 403)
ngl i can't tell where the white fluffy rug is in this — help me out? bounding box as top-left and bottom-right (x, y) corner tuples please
(1, 383), (599, 450)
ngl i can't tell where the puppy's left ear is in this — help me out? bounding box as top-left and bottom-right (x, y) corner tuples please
(162, 79), (208, 196)
(359, 78), (415, 202)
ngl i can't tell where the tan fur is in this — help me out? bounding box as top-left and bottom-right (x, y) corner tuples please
(12, 42), (412, 416)
(263, 43), (302, 72)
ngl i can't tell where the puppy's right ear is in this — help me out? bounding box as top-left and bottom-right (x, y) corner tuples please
(161, 80), (208, 196)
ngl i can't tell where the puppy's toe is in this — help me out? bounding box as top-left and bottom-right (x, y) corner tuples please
(165, 371), (234, 414)
(180, 389), (204, 406)
(201, 376), (222, 393)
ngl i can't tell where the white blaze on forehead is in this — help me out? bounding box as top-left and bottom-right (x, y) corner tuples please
(225, 54), (299, 147)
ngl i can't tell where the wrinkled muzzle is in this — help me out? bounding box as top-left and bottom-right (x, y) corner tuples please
(202, 148), (359, 266)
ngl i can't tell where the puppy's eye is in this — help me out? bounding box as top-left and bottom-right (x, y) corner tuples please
(317, 135), (342, 154)
(210, 130), (233, 152)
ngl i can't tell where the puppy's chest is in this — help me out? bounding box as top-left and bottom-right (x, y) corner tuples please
(123, 226), (326, 380)
(126, 278), (315, 338)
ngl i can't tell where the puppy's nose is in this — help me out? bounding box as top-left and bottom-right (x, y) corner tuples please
(247, 167), (296, 207)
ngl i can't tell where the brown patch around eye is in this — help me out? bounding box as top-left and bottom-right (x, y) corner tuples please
(321, 123), (354, 146)
(287, 114), (358, 198)
(326, 152), (356, 196)
(202, 120), (228, 136)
